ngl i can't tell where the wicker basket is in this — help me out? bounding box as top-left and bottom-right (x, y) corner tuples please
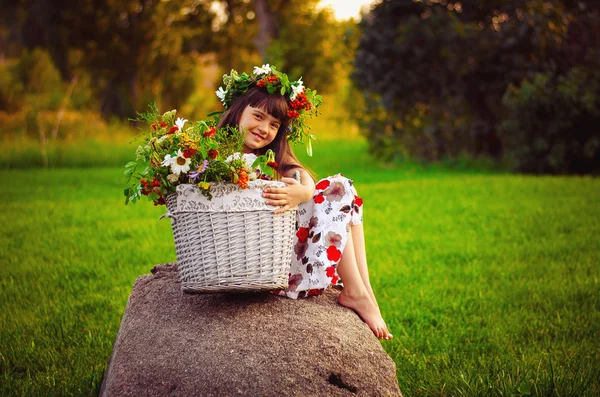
(163, 181), (296, 293)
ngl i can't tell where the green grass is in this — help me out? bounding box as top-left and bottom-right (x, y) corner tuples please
(1, 139), (599, 396)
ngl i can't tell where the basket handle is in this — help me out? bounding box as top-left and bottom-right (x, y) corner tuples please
(159, 212), (176, 220)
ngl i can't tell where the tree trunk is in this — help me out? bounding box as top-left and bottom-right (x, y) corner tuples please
(253, 0), (278, 61)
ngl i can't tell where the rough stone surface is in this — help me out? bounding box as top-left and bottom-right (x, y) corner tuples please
(100, 263), (402, 397)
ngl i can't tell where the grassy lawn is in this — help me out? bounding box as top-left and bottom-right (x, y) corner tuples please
(1, 139), (599, 396)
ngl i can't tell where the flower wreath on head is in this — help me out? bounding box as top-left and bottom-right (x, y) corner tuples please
(215, 64), (323, 155)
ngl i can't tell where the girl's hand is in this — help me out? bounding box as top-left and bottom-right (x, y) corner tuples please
(263, 177), (313, 214)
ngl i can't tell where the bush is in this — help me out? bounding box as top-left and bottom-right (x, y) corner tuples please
(500, 68), (600, 174)
(0, 62), (25, 112)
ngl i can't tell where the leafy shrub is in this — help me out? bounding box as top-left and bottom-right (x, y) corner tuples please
(500, 68), (600, 174)
(0, 62), (24, 112)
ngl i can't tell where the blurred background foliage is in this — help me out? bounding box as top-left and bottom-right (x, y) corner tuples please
(0, 0), (598, 174)
(354, 0), (600, 174)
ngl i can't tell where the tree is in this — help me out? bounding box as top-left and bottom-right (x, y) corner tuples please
(353, 0), (600, 173)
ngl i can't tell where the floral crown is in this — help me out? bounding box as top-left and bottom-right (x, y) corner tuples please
(215, 64), (322, 154)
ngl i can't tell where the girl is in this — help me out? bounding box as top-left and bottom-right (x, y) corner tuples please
(216, 66), (392, 340)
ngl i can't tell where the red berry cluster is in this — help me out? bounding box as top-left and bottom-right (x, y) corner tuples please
(235, 169), (249, 189)
(140, 177), (161, 196)
(287, 110), (299, 119)
(267, 161), (279, 169)
(290, 92), (311, 111)
(256, 75), (279, 87)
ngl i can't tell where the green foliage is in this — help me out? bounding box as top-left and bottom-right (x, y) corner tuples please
(0, 49), (64, 112)
(0, 61), (25, 112)
(47, 0), (217, 118)
(500, 68), (600, 174)
(353, 0), (600, 174)
(265, 1), (352, 94)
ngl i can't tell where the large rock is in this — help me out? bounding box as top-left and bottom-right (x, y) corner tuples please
(100, 263), (402, 397)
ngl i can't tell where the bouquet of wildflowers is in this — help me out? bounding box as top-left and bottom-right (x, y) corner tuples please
(124, 103), (277, 205)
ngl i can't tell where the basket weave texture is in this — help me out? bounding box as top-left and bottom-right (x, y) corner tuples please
(165, 182), (296, 293)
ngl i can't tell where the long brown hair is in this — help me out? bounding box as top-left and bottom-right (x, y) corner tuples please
(217, 86), (311, 177)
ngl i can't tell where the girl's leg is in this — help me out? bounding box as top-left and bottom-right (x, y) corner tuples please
(336, 228), (392, 340)
(350, 223), (378, 308)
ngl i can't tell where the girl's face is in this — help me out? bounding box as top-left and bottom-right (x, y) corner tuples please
(239, 105), (281, 152)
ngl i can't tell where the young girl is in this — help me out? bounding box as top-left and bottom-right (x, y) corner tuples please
(216, 65), (392, 340)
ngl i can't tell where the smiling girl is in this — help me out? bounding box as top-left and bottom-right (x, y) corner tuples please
(216, 66), (392, 340)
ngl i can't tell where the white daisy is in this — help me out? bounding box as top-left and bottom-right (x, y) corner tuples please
(170, 150), (191, 175)
(253, 64), (271, 76)
(175, 117), (187, 131)
(290, 77), (305, 101)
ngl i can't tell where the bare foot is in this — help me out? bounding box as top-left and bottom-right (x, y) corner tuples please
(338, 290), (393, 340)
(364, 283), (379, 309)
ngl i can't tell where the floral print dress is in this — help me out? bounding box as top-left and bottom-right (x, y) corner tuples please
(273, 174), (363, 299)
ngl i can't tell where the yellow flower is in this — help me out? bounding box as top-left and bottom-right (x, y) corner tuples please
(180, 132), (199, 150)
(197, 181), (210, 190)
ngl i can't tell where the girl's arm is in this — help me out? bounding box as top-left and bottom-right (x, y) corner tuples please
(262, 167), (315, 214)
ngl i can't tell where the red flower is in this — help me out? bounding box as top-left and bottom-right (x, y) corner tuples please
(267, 161), (278, 169)
(183, 148), (196, 158)
(168, 126), (178, 134)
(296, 227), (309, 243)
(326, 245), (342, 263)
(315, 180), (330, 190)
(203, 127), (216, 138)
(287, 110), (299, 119)
(326, 266), (340, 284)
(208, 149), (218, 159)
(313, 194), (325, 204)
(160, 121), (168, 128)
(354, 195), (363, 207)
(326, 265), (336, 278)
(151, 122), (158, 130)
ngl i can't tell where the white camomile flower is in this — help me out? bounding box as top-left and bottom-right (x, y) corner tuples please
(253, 64), (271, 76)
(290, 77), (305, 101)
(175, 117), (188, 131)
(170, 149), (191, 176)
(216, 86), (226, 102)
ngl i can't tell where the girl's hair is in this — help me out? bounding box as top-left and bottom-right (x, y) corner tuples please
(217, 86), (313, 178)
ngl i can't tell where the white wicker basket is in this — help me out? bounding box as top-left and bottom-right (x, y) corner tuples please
(163, 181), (296, 293)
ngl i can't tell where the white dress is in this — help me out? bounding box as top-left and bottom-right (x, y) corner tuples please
(274, 174), (363, 299)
